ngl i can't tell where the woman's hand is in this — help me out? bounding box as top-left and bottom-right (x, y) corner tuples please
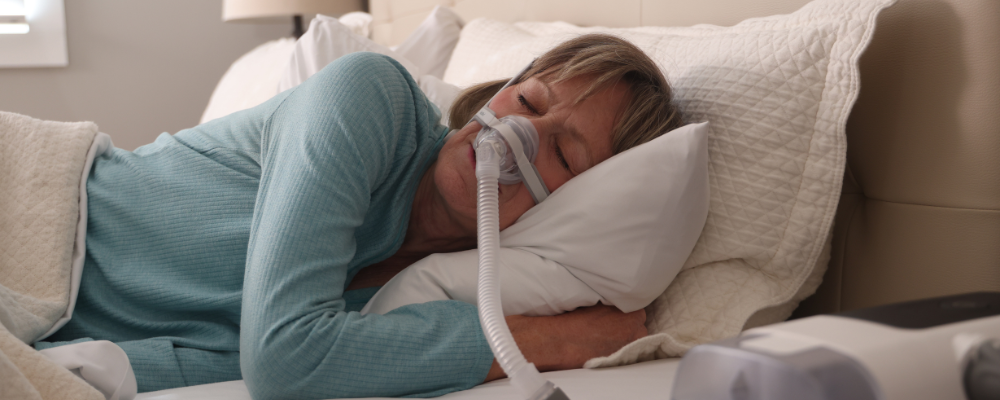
(484, 304), (647, 382)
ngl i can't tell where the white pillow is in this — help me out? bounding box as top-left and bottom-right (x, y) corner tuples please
(337, 11), (373, 38)
(438, 0), (894, 367)
(201, 8), (464, 130)
(362, 122), (710, 316)
(198, 12), (392, 125)
(392, 5), (464, 79)
(415, 75), (462, 128)
(200, 38), (296, 124)
(278, 14), (420, 92)
(276, 12), (463, 126)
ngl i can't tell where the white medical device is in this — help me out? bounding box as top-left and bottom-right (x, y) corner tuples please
(471, 61), (570, 400)
(671, 291), (1000, 400)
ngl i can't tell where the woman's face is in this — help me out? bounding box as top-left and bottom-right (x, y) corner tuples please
(434, 74), (629, 231)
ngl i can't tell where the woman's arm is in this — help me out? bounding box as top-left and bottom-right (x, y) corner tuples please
(351, 263), (649, 383)
(240, 52), (648, 400)
(485, 305), (648, 382)
(37, 337), (242, 392)
(240, 52), (494, 400)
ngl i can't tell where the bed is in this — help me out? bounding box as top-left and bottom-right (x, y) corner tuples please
(136, 359), (680, 400)
(3, 0), (999, 399)
(145, 0), (1000, 397)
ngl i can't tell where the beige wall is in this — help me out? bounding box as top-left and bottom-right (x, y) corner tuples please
(0, 1), (292, 150)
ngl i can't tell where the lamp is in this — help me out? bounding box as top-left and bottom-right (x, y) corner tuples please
(223, 0), (364, 38)
(0, 0), (29, 34)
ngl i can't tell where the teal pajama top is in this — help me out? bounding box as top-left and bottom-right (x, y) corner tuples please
(36, 53), (494, 399)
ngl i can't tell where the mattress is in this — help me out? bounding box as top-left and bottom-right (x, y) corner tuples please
(135, 358), (680, 400)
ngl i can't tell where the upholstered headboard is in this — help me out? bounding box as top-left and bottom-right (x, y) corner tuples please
(370, 0), (1000, 315)
(370, 0), (810, 46)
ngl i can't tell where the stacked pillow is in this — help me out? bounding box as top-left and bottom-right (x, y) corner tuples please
(201, 6), (465, 126)
(200, 38), (296, 124)
(277, 14), (420, 92)
(278, 5), (465, 91)
(431, 0), (893, 367)
(391, 6), (463, 79)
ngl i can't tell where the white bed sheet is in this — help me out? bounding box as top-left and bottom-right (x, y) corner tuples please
(135, 358), (680, 400)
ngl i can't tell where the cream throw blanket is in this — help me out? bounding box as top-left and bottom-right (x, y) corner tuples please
(0, 111), (104, 400)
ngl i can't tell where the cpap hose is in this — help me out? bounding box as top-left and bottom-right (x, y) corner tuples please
(475, 137), (568, 400)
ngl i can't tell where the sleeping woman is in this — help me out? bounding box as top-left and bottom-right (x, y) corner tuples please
(35, 34), (682, 399)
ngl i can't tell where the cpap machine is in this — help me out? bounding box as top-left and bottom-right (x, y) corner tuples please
(671, 291), (1000, 400)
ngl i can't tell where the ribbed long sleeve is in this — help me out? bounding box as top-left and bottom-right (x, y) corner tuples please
(38, 53), (494, 398)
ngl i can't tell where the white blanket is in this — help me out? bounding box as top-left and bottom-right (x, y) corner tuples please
(0, 111), (107, 400)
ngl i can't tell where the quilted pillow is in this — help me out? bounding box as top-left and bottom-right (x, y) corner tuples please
(441, 0), (894, 367)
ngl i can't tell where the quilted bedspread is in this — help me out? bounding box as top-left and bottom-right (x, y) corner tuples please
(0, 111), (104, 400)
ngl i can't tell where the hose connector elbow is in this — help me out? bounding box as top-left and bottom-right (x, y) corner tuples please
(475, 135), (504, 179)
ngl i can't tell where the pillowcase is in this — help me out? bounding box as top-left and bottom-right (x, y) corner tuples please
(278, 14), (420, 92)
(362, 122), (710, 316)
(415, 75), (462, 128)
(392, 5), (464, 79)
(199, 11), (396, 125)
(276, 11), (464, 126)
(438, 0), (894, 367)
(200, 38), (297, 124)
(337, 11), (373, 38)
(200, 9), (464, 128)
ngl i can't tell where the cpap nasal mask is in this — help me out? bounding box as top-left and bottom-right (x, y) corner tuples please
(471, 60), (550, 204)
(471, 61), (569, 400)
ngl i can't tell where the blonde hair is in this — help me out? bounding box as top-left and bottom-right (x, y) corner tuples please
(448, 34), (682, 155)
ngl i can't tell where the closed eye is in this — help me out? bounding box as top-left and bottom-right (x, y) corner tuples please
(518, 94), (541, 115)
(555, 144), (572, 172)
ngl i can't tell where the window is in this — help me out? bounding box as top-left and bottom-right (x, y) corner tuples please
(0, 0), (29, 34)
(0, 0), (67, 67)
